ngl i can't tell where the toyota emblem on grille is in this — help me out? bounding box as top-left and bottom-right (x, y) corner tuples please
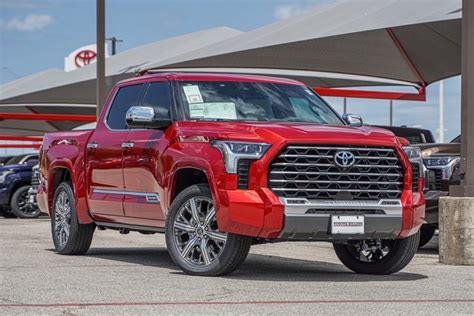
(334, 151), (355, 168)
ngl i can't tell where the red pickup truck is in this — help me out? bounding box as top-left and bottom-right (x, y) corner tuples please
(38, 72), (425, 276)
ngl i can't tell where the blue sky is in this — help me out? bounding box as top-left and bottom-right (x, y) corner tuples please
(0, 0), (461, 152)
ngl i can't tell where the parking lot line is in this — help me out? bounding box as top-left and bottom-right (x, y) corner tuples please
(1, 299), (473, 309)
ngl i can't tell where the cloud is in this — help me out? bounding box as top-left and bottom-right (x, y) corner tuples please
(273, 4), (311, 20)
(2, 14), (54, 31)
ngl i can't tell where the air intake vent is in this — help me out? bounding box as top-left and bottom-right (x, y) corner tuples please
(237, 159), (251, 189)
(411, 162), (420, 192)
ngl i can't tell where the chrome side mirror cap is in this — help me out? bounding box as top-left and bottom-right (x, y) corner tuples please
(342, 113), (363, 127)
(126, 106), (171, 129)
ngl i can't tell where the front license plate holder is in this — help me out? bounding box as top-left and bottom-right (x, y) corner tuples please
(331, 215), (365, 234)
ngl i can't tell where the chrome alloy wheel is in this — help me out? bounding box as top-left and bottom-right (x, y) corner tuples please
(173, 197), (227, 266)
(349, 239), (394, 262)
(53, 191), (72, 248)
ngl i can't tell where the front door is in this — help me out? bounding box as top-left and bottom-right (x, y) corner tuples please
(87, 83), (144, 217)
(123, 80), (172, 221)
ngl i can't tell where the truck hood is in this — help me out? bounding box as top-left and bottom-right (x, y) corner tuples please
(174, 121), (400, 147)
(417, 143), (460, 158)
(0, 163), (33, 173)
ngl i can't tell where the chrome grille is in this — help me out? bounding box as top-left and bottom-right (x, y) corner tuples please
(31, 169), (40, 186)
(268, 145), (404, 200)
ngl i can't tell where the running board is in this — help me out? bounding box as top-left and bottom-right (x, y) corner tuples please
(95, 221), (165, 234)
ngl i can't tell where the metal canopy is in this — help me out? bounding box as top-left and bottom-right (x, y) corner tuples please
(0, 27), (243, 106)
(147, 0), (462, 88)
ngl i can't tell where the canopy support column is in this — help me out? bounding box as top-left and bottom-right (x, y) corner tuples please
(439, 0), (474, 265)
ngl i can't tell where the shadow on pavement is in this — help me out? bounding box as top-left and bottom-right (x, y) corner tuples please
(77, 247), (178, 270)
(224, 253), (428, 282)
(81, 247), (427, 282)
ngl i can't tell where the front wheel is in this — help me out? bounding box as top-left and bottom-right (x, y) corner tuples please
(165, 184), (252, 276)
(10, 186), (41, 218)
(333, 230), (420, 275)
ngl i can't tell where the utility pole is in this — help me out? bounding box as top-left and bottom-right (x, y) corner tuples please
(343, 98), (347, 114)
(439, 80), (445, 142)
(106, 36), (123, 55)
(389, 100), (394, 126)
(96, 0), (105, 117)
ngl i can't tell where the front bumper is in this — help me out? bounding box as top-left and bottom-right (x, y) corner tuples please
(0, 185), (10, 206)
(216, 188), (422, 240)
(278, 198), (402, 240)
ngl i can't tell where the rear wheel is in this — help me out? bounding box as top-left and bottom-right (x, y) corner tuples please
(333, 231), (420, 275)
(51, 182), (95, 255)
(165, 184), (252, 276)
(418, 224), (436, 248)
(10, 186), (41, 218)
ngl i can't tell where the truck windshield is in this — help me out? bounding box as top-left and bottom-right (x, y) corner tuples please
(178, 81), (344, 125)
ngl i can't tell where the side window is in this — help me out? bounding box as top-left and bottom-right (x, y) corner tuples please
(106, 84), (143, 129)
(142, 81), (172, 119)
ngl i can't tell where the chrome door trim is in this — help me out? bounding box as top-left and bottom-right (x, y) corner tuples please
(93, 189), (160, 203)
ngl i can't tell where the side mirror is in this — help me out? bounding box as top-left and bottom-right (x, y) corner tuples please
(342, 113), (363, 127)
(126, 106), (171, 129)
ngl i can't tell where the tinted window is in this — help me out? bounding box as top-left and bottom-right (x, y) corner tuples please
(178, 81), (343, 125)
(451, 135), (461, 143)
(107, 84), (143, 129)
(142, 82), (172, 119)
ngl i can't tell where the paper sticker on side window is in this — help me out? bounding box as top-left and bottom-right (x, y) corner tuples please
(183, 85), (204, 104)
(189, 102), (237, 120)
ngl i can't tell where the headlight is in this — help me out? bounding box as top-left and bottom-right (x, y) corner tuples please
(403, 146), (422, 160)
(424, 157), (454, 167)
(0, 171), (14, 183)
(212, 141), (270, 173)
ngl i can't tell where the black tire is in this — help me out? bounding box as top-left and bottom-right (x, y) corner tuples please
(418, 224), (436, 248)
(10, 186), (42, 218)
(165, 184), (252, 276)
(51, 182), (95, 255)
(333, 230), (420, 275)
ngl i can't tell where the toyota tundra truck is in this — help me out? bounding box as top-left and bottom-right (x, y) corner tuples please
(37, 72), (425, 276)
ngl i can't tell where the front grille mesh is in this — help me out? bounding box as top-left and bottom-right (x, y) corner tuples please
(31, 169), (40, 186)
(268, 145), (404, 200)
(411, 162), (420, 192)
(434, 169), (443, 191)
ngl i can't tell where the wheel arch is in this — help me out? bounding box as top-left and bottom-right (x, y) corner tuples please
(48, 162), (93, 224)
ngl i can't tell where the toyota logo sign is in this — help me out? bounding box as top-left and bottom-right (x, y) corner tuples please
(334, 151), (356, 168)
(74, 49), (97, 68)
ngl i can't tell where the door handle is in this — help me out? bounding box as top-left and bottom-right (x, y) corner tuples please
(87, 143), (98, 150)
(121, 142), (135, 149)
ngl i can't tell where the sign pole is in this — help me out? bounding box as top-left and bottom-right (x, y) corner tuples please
(96, 0), (106, 117)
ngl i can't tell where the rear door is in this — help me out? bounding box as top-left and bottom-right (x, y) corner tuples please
(122, 80), (173, 221)
(87, 83), (145, 217)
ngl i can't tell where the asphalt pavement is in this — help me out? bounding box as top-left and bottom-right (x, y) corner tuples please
(1, 218), (473, 315)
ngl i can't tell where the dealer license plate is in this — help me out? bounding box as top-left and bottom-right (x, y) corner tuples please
(331, 215), (364, 234)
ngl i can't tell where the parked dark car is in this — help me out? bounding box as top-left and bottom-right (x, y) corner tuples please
(26, 164), (42, 217)
(0, 153), (39, 218)
(0, 156), (13, 166)
(418, 135), (461, 246)
(373, 125), (435, 145)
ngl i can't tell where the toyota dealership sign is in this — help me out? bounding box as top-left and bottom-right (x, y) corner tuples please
(64, 44), (109, 72)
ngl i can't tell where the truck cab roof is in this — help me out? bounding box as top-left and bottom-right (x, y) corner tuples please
(122, 72), (305, 86)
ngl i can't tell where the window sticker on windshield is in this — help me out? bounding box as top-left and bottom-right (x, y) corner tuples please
(183, 85), (204, 104)
(189, 102), (237, 120)
(189, 103), (205, 118)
